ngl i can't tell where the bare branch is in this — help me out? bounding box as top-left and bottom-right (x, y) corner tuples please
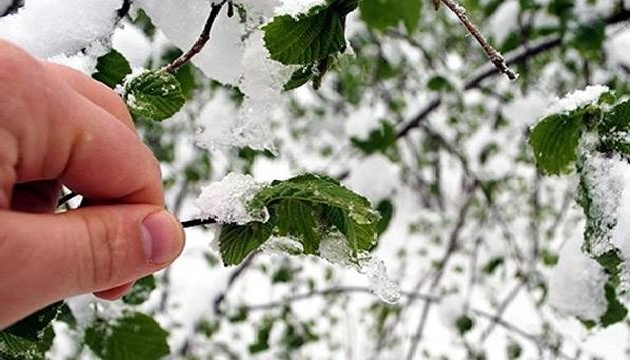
(162, 1), (228, 74)
(440, 0), (518, 81)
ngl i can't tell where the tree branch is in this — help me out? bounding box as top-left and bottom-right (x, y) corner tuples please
(440, 0), (517, 81)
(396, 8), (630, 139)
(162, 1), (228, 74)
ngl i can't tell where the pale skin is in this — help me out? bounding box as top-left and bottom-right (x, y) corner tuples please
(0, 40), (185, 329)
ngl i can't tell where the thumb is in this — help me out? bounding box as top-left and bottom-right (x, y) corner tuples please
(0, 205), (185, 328)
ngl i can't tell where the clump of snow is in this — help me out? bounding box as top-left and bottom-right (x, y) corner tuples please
(548, 238), (609, 322)
(581, 153), (630, 257)
(195, 173), (268, 224)
(137, 0), (295, 151)
(544, 85), (609, 117)
(275, 0), (326, 17)
(359, 256), (401, 304)
(0, 0), (119, 58)
(319, 233), (401, 304)
(261, 236), (305, 256)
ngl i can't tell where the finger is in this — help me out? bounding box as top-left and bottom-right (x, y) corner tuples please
(0, 40), (163, 206)
(42, 62), (135, 131)
(94, 281), (135, 301)
(0, 205), (185, 328)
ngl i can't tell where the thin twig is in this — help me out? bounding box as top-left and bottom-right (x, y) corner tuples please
(117, 0), (133, 19)
(162, 1), (227, 74)
(440, 0), (517, 80)
(405, 185), (477, 360)
(56, 192), (79, 208)
(181, 217), (217, 228)
(213, 251), (259, 315)
(396, 9), (630, 139)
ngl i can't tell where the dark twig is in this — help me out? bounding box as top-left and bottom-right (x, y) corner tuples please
(181, 217), (217, 228)
(440, 0), (517, 80)
(213, 251), (259, 315)
(396, 8), (630, 139)
(162, 1), (228, 74)
(56, 192), (79, 208)
(117, 0), (133, 19)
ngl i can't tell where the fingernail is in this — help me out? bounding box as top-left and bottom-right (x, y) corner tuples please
(141, 210), (182, 265)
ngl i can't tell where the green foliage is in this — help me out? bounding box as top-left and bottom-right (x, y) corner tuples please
(529, 111), (584, 175)
(84, 313), (169, 360)
(455, 315), (474, 335)
(218, 174), (380, 265)
(507, 341), (523, 359)
(92, 49), (132, 89)
(263, 7), (346, 66)
(598, 100), (630, 156)
(122, 275), (157, 305)
(124, 70), (186, 121)
(360, 0), (422, 33)
(351, 122), (398, 156)
(600, 280), (628, 327)
(4, 302), (61, 342)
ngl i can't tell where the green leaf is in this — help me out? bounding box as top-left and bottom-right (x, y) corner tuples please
(92, 49), (132, 89)
(275, 200), (322, 254)
(0, 324), (55, 360)
(124, 70), (186, 121)
(572, 20), (605, 60)
(455, 315), (474, 335)
(219, 221), (274, 266)
(122, 275), (156, 305)
(598, 100), (630, 156)
(221, 174), (380, 265)
(283, 66), (314, 91)
(600, 280), (628, 327)
(252, 174), (379, 225)
(375, 199), (394, 235)
(529, 112), (583, 175)
(507, 341), (523, 359)
(84, 313), (169, 360)
(263, 7), (346, 65)
(351, 121), (397, 155)
(4, 302), (61, 342)
(360, 0), (422, 33)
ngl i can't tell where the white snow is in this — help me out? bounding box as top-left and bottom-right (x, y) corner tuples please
(544, 85), (610, 117)
(194, 173), (268, 224)
(261, 236), (305, 256)
(275, 0), (326, 17)
(0, 0), (120, 58)
(582, 153), (630, 257)
(138, 0), (293, 151)
(112, 22), (153, 68)
(319, 233), (401, 304)
(548, 237), (609, 322)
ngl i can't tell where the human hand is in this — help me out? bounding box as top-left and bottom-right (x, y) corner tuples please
(0, 41), (185, 328)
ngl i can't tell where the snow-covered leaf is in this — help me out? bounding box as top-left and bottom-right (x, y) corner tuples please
(124, 70), (185, 121)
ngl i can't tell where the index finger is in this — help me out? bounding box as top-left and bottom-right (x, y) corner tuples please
(0, 41), (163, 206)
